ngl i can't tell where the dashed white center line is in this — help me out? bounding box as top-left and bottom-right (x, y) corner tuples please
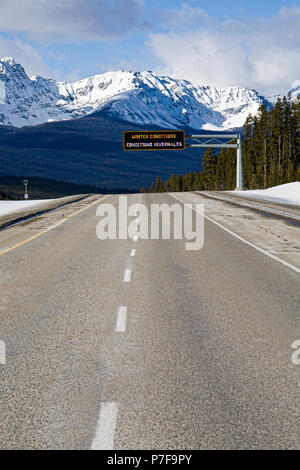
(130, 248), (136, 257)
(0, 341), (6, 365)
(123, 268), (132, 282)
(91, 402), (119, 450)
(133, 236), (138, 242)
(116, 306), (128, 332)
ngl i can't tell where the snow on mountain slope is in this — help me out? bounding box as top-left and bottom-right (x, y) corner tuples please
(0, 57), (272, 130)
(267, 85), (300, 104)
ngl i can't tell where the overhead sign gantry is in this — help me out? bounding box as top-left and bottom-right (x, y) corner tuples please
(186, 133), (244, 190)
(123, 130), (244, 190)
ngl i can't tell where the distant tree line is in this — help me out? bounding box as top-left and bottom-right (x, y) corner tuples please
(0, 175), (135, 200)
(141, 94), (300, 193)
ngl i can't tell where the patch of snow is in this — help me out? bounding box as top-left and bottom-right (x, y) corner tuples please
(267, 85), (300, 104)
(0, 200), (53, 217)
(227, 182), (300, 206)
(0, 81), (5, 104)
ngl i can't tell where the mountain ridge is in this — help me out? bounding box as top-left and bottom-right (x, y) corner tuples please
(0, 109), (216, 189)
(0, 56), (276, 130)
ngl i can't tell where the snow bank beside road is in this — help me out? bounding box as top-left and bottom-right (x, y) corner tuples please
(227, 182), (300, 206)
(0, 200), (53, 217)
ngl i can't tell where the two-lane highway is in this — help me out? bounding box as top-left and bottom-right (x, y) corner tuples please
(0, 193), (299, 449)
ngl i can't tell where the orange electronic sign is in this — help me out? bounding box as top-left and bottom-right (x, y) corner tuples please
(123, 130), (185, 151)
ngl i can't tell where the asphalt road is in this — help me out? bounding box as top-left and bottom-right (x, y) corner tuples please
(0, 192), (299, 450)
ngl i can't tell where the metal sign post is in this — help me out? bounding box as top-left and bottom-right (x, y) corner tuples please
(186, 133), (244, 190)
(236, 134), (244, 191)
(23, 179), (28, 200)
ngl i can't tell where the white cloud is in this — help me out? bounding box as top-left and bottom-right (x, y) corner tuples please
(156, 2), (212, 29)
(149, 5), (300, 95)
(0, 37), (81, 81)
(0, 0), (147, 43)
(0, 2), (299, 95)
(0, 36), (49, 77)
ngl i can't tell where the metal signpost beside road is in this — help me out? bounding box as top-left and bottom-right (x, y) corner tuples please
(123, 130), (244, 190)
(23, 179), (29, 200)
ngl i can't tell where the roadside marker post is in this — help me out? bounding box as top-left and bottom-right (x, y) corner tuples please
(23, 179), (29, 200)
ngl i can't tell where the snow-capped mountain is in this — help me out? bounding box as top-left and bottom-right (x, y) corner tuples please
(267, 85), (300, 104)
(0, 56), (272, 130)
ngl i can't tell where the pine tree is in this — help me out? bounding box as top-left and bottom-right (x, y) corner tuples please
(295, 97), (300, 180)
(144, 94), (299, 193)
(176, 174), (183, 192)
(155, 176), (165, 192)
(201, 148), (218, 190)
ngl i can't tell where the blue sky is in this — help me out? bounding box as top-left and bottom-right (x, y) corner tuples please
(0, 1), (299, 95)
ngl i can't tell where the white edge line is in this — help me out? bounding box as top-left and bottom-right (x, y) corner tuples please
(91, 402), (119, 450)
(171, 193), (300, 274)
(116, 306), (127, 332)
